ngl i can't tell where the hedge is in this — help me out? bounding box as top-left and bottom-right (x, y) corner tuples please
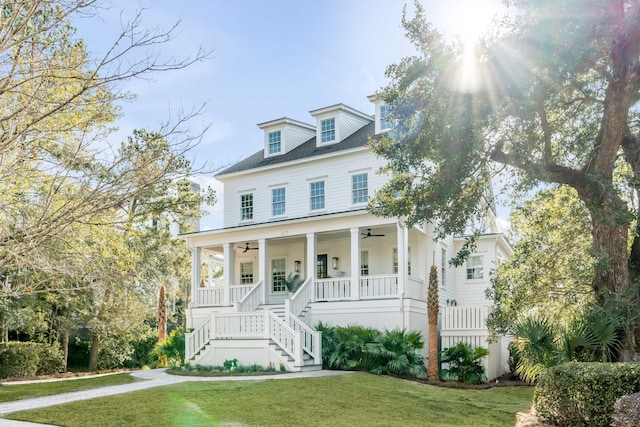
(534, 362), (640, 427)
(0, 342), (65, 379)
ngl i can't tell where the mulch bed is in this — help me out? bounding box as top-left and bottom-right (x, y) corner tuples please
(395, 373), (532, 389)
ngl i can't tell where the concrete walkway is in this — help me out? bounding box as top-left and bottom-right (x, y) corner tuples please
(0, 369), (350, 427)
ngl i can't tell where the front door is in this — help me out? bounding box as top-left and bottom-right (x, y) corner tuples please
(317, 254), (328, 279)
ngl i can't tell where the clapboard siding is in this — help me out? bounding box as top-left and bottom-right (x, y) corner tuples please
(223, 149), (388, 227)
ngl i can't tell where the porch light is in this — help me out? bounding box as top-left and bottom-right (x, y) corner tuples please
(332, 257), (339, 270)
(294, 260), (301, 273)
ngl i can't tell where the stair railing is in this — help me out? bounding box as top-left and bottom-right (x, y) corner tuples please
(185, 314), (212, 361)
(289, 314), (322, 365)
(286, 276), (313, 319)
(236, 280), (264, 312)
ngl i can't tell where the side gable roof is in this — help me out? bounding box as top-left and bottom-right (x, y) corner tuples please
(216, 121), (375, 177)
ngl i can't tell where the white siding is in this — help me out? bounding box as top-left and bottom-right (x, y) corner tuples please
(453, 237), (500, 306)
(222, 149), (388, 227)
(283, 123), (315, 153)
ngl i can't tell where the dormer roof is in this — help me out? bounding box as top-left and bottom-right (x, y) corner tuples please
(308, 103), (373, 121)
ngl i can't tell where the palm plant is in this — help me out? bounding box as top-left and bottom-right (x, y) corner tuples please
(440, 342), (488, 384)
(366, 328), (426, 376)
(427, 265), (439, 381)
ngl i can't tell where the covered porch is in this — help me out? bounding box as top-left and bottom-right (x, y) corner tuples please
(185, 212), (430, 310)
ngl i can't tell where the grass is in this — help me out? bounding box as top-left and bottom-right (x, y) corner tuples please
(6, 372), (534, 427)
(0, 373), (137, 403)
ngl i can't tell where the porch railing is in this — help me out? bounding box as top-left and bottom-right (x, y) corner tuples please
(359, 274), (398, 299)
(195, 284), (256, 307)
(315, 278), (351, 301)
(230, 284), (254, 303)
(286, 276), (313, 317)
(236, 280), (264, 312)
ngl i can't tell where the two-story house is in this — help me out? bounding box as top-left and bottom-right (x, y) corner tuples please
(181, 96), (512, 379)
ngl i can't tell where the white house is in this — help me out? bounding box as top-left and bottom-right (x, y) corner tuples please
(181, 97), (512, 379)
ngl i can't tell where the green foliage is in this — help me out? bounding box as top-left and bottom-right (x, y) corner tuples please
(124, 334), (159, 369)
(0, 343), (39, 379)
(317, 323), (426, 377)
(486, 186), (595, 335)
(0, 342), (64, 378)
(513, 309), (624, 384)
(534, 362), (640, 427)
(439, 342), (488, 384)
(283, 273), (304, 293)
(366, 329), (426, 376)
(151, 328), (186, 367)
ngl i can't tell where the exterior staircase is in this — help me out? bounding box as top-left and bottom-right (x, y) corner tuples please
(186, 279), (322, 372)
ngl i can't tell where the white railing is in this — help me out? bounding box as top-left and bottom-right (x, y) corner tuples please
(213, 312), (267, 338)
(359, 274), (399, 299)
(441, 305), (491, 330)
(231, 284), (254, 303)
(315, 277), (351, 301)
(269, 311), (302, 366)
(289, 314), (322, 365)
(185, 315), (212, 361)
(236, 280), (264, 312)
(195, 287), (223, 307)
(287, 277), (313, 317)
(406, 276), (424, 300)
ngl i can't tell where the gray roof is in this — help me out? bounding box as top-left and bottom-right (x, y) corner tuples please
(216, 121), (375, 177)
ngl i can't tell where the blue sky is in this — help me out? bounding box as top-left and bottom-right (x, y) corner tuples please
(74, 0), (505, 230)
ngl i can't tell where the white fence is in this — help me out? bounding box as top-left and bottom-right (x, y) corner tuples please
(440, 305), (508, 381)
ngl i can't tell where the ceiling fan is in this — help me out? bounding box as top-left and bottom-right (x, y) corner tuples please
(362, 228), (385, 239)
(238, 243), (258, 253)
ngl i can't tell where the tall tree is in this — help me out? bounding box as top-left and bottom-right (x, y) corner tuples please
(486, 186), (595, 335)
(370, 0), (640, 358)
(158, 284), (167, 342)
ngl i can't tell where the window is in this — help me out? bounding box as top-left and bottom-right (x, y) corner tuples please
(361, 250), (369, 276)
(408, 246), (412, 276)
(272, 187), (285, 216)
(268, 131), (281, 154)
(310, 181), (325, 210)
(441, 248), (447, 288)
(321, 118), (335, 143)
(467, 255), (484, 280)
(352, 173), (368, 204)
(380, 105), (393, 131)
(240, 262), (254, 284)
(393, 248), (398, 274)
(241, 193), (253, 220)
(272, 259), (286, 292)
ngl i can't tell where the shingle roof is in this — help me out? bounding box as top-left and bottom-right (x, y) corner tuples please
(216, 121), (375, 177)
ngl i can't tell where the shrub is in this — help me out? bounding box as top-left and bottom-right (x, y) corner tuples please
(507, 341), (520, 375)
(440, 342), (488, 384)
(611, 392), (640, 427)
(151, 328), (186, 367)
(32, 342), (65, 375)
(534, 362), (640, 427)
(0, 343), (39, 379)
(316, 323), (426, 377)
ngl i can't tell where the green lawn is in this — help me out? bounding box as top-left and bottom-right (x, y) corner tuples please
(0, 373), (137, 403)
(6, 373), (533, 427)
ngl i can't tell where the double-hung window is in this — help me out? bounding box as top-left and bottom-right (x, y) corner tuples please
(272, 187), (286, 216)
(241, 193), (253, 220)
(361, 251), (369, 276)
(321, 118), (335, 143)
(268, 131), (281, 154)
(240, 262), (254, 284)
(380, 105), (393, 131)
(352, 173), (368, 204)
(466, 255), (484, 280)
(310, 181), (325, 210)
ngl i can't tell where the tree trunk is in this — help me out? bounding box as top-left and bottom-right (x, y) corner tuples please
(158, 284), (167, 342)
(88, 335), (100, 371)
(427, 265), (439, 381)
(61, 310), (71, 372)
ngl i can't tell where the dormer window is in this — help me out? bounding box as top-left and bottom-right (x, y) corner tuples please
(321, 118), (335, 143)
(268, 131), (281, 154)
(380, 105), (393, 131)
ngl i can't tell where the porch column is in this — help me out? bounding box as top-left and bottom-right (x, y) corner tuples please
(306, 233), (316, 302)
(397, 222), (408, 297)
(350, 227), (360, 301)
(222, 243), (234, 306)
(190, 246), (201, 308)
(258, 239), (268, 302)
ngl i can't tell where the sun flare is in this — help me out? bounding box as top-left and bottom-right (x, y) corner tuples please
(452, 0), (502, 46)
